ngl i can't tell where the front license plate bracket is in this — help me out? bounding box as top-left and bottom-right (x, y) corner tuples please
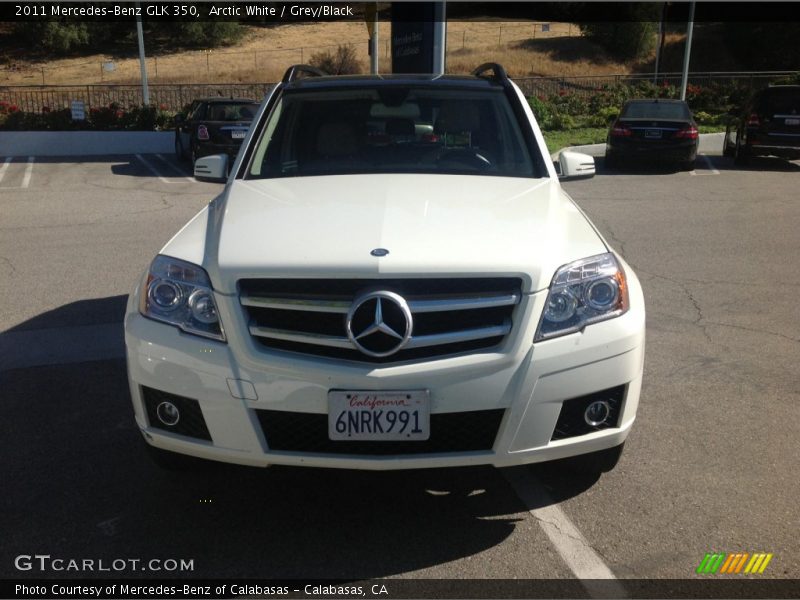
(328, 390), (430, 441)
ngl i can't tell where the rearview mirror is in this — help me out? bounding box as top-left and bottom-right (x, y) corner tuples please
(194, 154), (228, 183)
(556, 151), (596, 180)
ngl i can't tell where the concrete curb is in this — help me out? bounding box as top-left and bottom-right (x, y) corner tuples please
(0, 131), (173, 157)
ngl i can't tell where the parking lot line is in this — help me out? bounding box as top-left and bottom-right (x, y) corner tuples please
(154, 153), (195, 183)
(503, 467), (628, 595)
(135, 153), (178, 184)
(0, 157), (11, 185)
(690, 153), (720, 176)
(20, 156), (34, 188)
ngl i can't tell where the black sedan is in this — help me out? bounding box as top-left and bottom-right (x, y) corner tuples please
(175, 98), (261, 164)
(723, 84), (800, 165)
(604, 99), (699, 170)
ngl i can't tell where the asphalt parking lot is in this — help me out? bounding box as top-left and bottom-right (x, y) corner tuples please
(1, 149), (798, 592)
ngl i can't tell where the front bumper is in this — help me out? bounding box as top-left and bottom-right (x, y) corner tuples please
(606, 139), (697, 163)
(194, 141), (243, 161)
(125, 269), (646, 470)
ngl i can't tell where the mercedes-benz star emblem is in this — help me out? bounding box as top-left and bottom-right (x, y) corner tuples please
(346, 291), (413, 357)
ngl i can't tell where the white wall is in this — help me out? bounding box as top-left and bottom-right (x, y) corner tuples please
(0, 131), (173, 157)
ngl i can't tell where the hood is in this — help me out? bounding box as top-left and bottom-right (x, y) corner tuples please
(162, 174), (607, 294)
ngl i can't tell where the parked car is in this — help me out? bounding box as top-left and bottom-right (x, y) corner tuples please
(605, 99), (699, 170)
(126, 64), (645, 474)
(723, 84), (800, 165)
(174, 98), (261, 164)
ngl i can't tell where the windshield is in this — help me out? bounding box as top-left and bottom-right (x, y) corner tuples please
(621, 102), (690, 120)
(246, 86), (538, 179)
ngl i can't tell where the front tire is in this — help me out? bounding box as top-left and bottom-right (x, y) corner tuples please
(734, 134), (751, 166)
(722, 129), (735, 157)
(174, 135), (184, 161)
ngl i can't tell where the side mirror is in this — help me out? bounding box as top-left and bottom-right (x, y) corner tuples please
(194, 154), (228, 183)
(556, 151), (596, 180)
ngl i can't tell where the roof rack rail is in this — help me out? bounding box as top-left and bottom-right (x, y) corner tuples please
(282, 64), (327, 84)
(471, 63), (509, 84)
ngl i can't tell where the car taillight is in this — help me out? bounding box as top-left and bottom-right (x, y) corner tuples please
(610, 122), (632, 137)
(746, 113), (761, 127)
(674, 126), (698, 140)
(197, 125), (210, 141)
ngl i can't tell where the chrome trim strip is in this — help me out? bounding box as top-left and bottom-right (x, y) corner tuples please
(241, 292), (520, 314)
(250, 322), (511, 351)
(241, 294), (350, 313)
(404, 321), (512, 350)
(249, 326), (354, 348)
(408, 293), (520, 313)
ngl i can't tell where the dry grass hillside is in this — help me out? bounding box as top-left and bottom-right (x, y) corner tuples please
(0, 20), (635, 86)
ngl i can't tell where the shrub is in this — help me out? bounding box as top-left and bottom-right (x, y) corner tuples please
(309, 45), (362, 75)
(528, 96), (554, 128)
(548, 113), (577, 131)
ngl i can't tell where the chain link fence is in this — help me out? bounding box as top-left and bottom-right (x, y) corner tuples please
(513, 71), (798, 98)
(1, 71), (795, 114)
(0, 83), (275, 113)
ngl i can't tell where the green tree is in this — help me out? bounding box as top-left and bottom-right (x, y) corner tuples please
(722, 22), (800, 70)
(578, 4), (661, 60)
(15, 22), (91, 52)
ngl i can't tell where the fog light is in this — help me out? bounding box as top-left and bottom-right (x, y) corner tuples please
(156, 401), (180, 426)
(584, 400), (611, 426)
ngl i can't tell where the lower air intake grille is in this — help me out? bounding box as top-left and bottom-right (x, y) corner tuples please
(256, 409), (505, 455)
(142, 386), (212, 441)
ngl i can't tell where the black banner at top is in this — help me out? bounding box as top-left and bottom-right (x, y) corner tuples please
(2, 2), (800, 23)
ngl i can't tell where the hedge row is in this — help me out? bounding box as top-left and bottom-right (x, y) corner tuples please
(0, 102), (176, 131)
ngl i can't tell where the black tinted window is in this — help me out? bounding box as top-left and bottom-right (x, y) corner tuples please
(758, 88), (800, 115)
(206, 103), (259, 121)
(247, 87), (540, 179)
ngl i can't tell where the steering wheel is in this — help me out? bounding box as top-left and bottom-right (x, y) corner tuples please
(436, 148), (493, 170)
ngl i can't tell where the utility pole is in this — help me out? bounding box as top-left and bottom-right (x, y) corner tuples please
(680, 2), (695, 101)
(365, 4), (379, 74)
(654, 2), (667, 84)
(432, 2), (446, 75)
(135, 1), (150, 105)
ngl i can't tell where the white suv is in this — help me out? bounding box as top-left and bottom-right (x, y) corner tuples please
(125, 64), (645, 473)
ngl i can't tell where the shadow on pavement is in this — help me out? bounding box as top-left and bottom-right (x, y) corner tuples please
(2, 300), (602, 579)
(3, 295), (128, 333)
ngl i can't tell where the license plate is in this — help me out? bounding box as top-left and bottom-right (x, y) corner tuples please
(645, 129), (663, 139)
(785, 118), (800, 126)
(328, 390), (430, 441)
(231, 130), (247, 139)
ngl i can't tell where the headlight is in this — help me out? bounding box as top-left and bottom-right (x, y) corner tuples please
(139, 255), (226, 341)
(535, 253), (628, 341)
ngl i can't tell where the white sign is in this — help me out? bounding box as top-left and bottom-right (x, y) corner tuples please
(71, 101), (85, 121)
(102, 62), (116, 72)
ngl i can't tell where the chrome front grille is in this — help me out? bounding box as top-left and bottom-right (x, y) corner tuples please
(238, 278), (522, 363)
